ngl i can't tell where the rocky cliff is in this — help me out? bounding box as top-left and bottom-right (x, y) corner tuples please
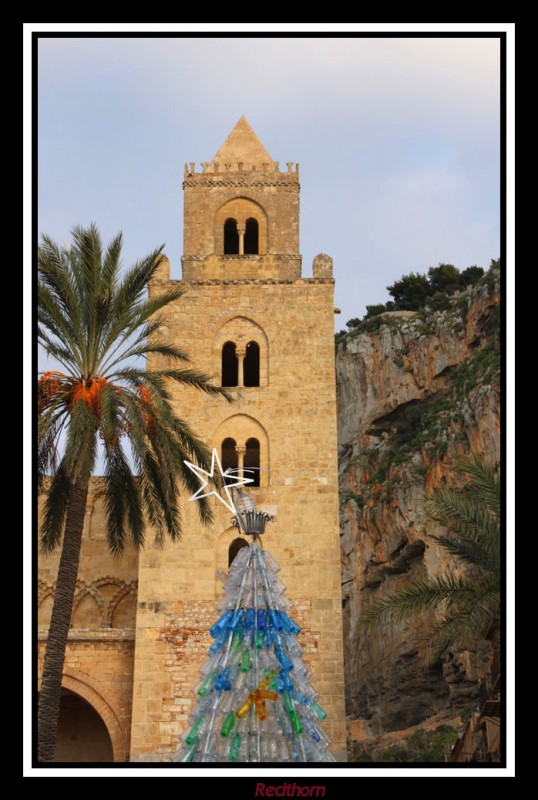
(336, 267), (500, 744)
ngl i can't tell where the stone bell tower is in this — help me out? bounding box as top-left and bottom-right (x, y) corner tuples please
(129, 117), (347, 761)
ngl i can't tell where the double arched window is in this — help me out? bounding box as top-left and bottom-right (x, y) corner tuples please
(221, 341), (260, 387)
(217, 198), (266, 255)
(221, 436), (260, 487)
(223, 217), (259, 255)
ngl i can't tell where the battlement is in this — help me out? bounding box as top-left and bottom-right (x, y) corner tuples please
(184, 161), (299, 178)
(184, 115), (300, 186)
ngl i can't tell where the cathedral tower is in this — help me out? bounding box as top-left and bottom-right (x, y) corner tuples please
(129, 117), (347, 760)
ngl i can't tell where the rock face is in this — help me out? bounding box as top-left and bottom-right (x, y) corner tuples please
(336, 269), (500, 739)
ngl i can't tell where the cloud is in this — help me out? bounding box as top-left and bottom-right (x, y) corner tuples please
(39, 37), (500, 125)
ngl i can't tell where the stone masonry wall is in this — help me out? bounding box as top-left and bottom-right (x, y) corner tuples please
(129, 276), (347, 761)
(38, 483), (139, 761)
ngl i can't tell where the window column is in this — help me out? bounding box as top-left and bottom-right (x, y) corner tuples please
(236, 347), (246, 387)
(237, 223), (246, 255)
(235, 445), (246, 479)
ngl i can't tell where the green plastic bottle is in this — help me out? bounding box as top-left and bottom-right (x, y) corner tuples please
(289, 709), (304, 735)
(229, 733), (241, 761)
(186, 716), (203, 745)
(282, 692), (294, 714)
(221, 713), (235, 738)
(241, 650), (251, 673)
(197, 673), (215, 697)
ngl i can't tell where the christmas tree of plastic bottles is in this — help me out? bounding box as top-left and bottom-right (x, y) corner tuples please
(174, 490), (334, 763)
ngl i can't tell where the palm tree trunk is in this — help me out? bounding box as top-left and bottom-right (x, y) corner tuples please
(37, 479), (89, 762)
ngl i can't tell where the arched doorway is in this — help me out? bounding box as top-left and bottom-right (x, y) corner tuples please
(228, 537), (249, 568)
(53, 688), (114, 762)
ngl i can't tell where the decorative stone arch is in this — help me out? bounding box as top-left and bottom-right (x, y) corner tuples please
(91, 577), (134, 627)
(93, 576), (126, 591)
(108, 581), (138, 629)
(213, 413), (270, 488)
(71, 584), (106, 629)
(214, 197), (268, 255)
(38, 667), (126, 762)
(37, 579), (52, 606)
(38, 581), (55, 628)
(213, 316), (269, 388)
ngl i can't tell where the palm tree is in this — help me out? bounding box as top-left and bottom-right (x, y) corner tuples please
(360, 456), (500, 658)
(37, 224), (230, 762)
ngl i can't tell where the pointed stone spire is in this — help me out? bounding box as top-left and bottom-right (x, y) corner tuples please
(210, 116), (273, 169)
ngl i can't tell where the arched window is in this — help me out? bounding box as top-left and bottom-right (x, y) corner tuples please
(221, 437), (238, 485)
(222, 341), (238, 387)
(224, 218), (239, 254)
(243, 341), (260, 387)
(244, 437), (260, 487)
(229, 537), (249, 568)
(244, 218), (259, 255)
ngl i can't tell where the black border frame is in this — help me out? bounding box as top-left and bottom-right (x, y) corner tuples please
(31, 30), (507, 777)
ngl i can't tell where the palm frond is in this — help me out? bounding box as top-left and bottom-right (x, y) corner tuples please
(38, 407), (67, 487)
(106, 246), (168, 330)
(99, 324), (191, 375)
(361, 454), (501, 658)
(103, 443), (144, 555)
(39, 225), (230, 554)
(62, 401), (98, 483)
(37, 283), (84, 373)
(429, 533), (499, 573)
(424, 492), (498, 540)
(423, 587), (500, 658)
(141, 447), (182, 544)
(37, 327), (79, 373)
(360, 575), (486, 628)
(100, 231), (122, 294)
(456, 455), (500, 515)
(113, 367), (231, 400)
(40, 463), (71, 552)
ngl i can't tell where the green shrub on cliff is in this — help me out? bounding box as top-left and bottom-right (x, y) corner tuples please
(337, 260), (496, 330)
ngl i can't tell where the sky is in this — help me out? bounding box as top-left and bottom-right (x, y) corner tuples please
(37, 35), (501, 328)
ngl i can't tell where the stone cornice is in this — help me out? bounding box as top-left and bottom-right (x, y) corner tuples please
(158, 278), (335, 286)
(183, 177), (299, 190)
(38, 628), (136, 642)
(181, 254), (301, 262)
